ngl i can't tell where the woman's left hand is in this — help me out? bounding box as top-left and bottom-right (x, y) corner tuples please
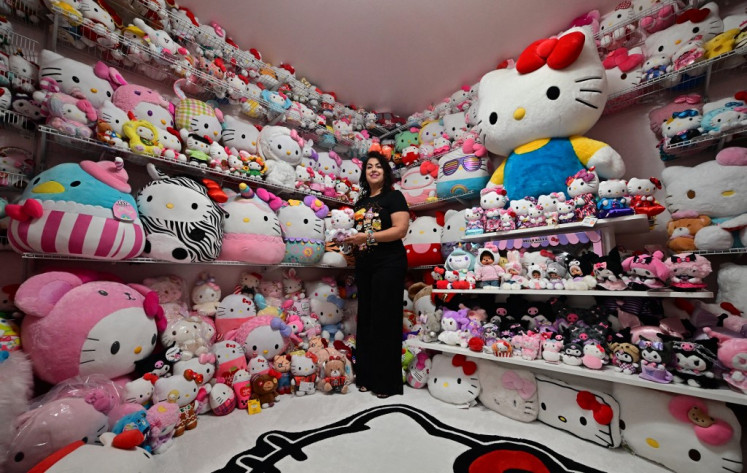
(345, 232), (368, 247)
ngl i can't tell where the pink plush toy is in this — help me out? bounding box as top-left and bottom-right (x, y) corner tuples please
(15, 272), (164, 384)
(668, 395), (734, 446)
(41, 92), (98, 138)
(145, 401), (180, 454)
(622, 251), (672, 290)
(664, 252), (712, 291)
(225, 315), (292, 360)
(112, 83), (174, 131)
(143, 275), (189, 323)
(7, 396), (110, 473)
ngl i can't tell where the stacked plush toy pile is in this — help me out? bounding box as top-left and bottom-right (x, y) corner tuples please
(0, 267), (358, 471)
(400, 261), (746, 473)
(431, 246), (714, 293)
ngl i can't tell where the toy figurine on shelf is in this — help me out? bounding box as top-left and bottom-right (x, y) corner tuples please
(664, 252), (711, 291)
(627, 177), (665, 220)
(480, 187), (508, 233)
(464, 207), (484, 236)
(638, 337), (673, 384)
(596, 179), (634, 218)
(622, 251), (671, 290)
(609, 329), (639, 375)
(566, 167), (599, 221)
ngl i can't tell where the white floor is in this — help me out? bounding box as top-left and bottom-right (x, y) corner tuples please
(156, 385), (672, 473)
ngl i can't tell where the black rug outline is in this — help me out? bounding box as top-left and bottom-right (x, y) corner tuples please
(214, 403), (603, 473)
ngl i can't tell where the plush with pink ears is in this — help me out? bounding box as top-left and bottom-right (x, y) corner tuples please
(668, 395), (734, 446)
(15, 272), (165, 384)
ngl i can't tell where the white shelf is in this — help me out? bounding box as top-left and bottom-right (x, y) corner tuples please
(38, 126), (351, 207)
(662, 123), (747, 157)
(406, 339), (747, 406)
(462, 214), (649, 243)
(21, 252), (353, 269)
(0, 172), (29, 191)
(431, 288), (713, 298)
(691, 247), (747, 256)
(409, 192), (478, 211)
(0, 110), (35, 137)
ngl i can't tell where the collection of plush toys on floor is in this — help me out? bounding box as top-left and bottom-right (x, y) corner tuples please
(432, 246), (714, 293)
(0, 269), (359, 471)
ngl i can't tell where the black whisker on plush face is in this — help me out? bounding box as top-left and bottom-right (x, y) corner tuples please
(579, 89), (602, 94)
(575, 98), (598, 109)
(575, 76), (603, 83)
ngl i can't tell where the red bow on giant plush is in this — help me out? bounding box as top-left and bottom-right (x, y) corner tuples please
(576, 391), (614, 425)
(676, 8), (710, 24)
(516, 31), (586, 75)
(451, 354), (477, 376)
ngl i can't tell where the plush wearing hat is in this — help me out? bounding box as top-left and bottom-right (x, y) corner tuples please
(662, 147), (747, 250)
(15, 271), (163, 384)
(5, 158), (145, 260)
(436, 142), (490, 198)
(173, 79), (223, 140)
(478, 27), (625, 199)
(112, 83), (173, 131)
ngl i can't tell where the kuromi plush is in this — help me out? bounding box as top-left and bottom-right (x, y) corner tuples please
(15, 271), (162, 384)
(478, 27), (625, 199)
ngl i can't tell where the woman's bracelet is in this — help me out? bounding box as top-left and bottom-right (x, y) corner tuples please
(366, 229), (376, 246)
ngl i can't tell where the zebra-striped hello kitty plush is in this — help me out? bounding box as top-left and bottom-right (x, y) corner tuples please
(136, 164), (227, 263)
(477, 27), (625, 199)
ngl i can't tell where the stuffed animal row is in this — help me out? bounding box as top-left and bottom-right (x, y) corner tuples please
(1, 268), (359, 470)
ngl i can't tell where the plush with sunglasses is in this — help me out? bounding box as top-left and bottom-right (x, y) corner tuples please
(478, 27), (625, 199)
(436, 140), (489, 198)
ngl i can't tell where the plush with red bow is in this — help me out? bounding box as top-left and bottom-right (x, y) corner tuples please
(427, 354), (480, 405)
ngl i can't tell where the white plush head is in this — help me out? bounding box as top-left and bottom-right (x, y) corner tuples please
(404, 216), (443, 246)
(477, 27), (607, 156)
(435, 147), (490, 197)
(626, 177), (658, 197)
(212, 340), (245, 365)
(306, 279), (339, 300)
(248, 355), (269, 375)
(509, 198), (536, 217)
(153, 371), (199, 407)
(258, 125), (303, 165)
(644, 3), (722, 60)
(442, 112), (467, 140)
(716, 263), (747, 315)
(480, 188), (508, 211)
(222, 115), (260, 155)
(329, 208), (355, 230)
(419, 120), (445, 145)
(222, 192), (281, 237)
(96, 100), (128, 135)
(290, 353), (316, 376)
(311, 297), (343, 327)
(537, 192), (566, 213)
(603, 47), (644, 95)
(399, 166), (435, 193)
(317, 151), (341, 177)
(278, 201), (326, 239)
(477, 361), (539, 422)
(427, 354), (480, 405)
(340, 159), (362, 184)
(124, 377), (154, 405)
(174, 356), (214, 386)
(566, 169), (600, 197)
(441, 209), (466, 243)
(614, 384), (742, 473)
(662, 111), (702, 139)
(598, 179), (628, 199)
(39, 50), (115, 108)
(662, 158), (747, 218)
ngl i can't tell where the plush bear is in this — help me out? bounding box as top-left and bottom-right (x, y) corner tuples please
(95, 100), (129, 149)
(5, 158), (146, 260)
(666, 212), (711, 251)
(318, 356), (348, 393)
(478, 27), (625, 199)
(15, 272), (162, 384)
(136, 164), (228, 262)
(661, 147), (747, 250)
(219, 184), (285, 264)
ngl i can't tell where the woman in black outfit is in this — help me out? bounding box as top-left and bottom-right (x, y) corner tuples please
(345, 151), (409, 398)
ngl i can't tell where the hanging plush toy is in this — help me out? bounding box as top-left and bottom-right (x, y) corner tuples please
(6, 158), (145, 260)
(478, 27), (625, 199)
(136, 164), (228, 263)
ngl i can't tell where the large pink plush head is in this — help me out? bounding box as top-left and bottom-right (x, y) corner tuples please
(112, 83), (173, 130)
(16, 272), (162, 384)
(225, 315), (291, 359)
(8, 396), (109, 473)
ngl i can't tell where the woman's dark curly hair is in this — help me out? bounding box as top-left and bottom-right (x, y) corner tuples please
(357, 151), (395, 201)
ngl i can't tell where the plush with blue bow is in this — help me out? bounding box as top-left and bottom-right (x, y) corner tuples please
(312, 294), (345, 342)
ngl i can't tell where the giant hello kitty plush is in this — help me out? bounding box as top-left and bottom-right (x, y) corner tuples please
(136, 164), (227, 262)
(427, 354), (480, 406)
(219, 184), (285, 264)
(478, 27), (625, 199)
(404, 214), (444, 267)
(661, 147), (747, 250)
(15, 271), (162, 384)
(6, 159), (145, 260)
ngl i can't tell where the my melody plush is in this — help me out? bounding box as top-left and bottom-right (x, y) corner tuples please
(136, 164), (228, 262)
(14, 271), (163, 384)
(218, 184), (285, 264)
(662, 147), (747, 250)
(6, 158), (146, 260)
(478, 27), (625, 199)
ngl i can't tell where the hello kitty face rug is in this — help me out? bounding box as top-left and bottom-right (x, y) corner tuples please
(213, 404), (602, 473)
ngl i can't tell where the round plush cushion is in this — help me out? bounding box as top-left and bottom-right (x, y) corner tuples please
(218, 233), (285, 264)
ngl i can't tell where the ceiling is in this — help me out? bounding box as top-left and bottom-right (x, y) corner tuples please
(179, 0), (615, 116)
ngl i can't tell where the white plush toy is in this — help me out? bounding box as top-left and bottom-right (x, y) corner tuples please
(32, 432), (155, 473)
(477, 27), (625, 199)
(427, 353), (480, 406)
(476, 360), (539, 423)
(258, 126), (304, 187)
(662, 147), (747, 250)
(325, 207), (357, 242)
(222, 115), (260, 156)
